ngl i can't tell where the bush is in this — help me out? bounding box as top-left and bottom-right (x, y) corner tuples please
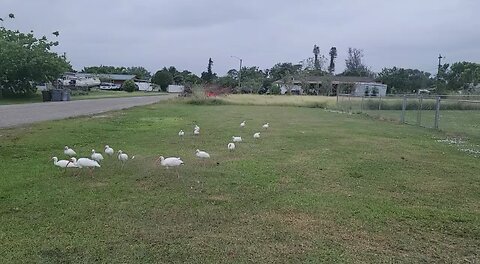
(270, 86), (281, 95)
(122, 80), (136, 93)
(152, 71), (173, 91)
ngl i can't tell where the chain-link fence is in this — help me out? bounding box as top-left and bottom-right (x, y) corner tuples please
(336, 94), (480, 144)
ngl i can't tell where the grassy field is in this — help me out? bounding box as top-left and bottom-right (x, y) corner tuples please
(1, 100), (479, 263)
(362, 110), (480, 142)
(0, 90), (166, 105)
(220, 94), (337, 107)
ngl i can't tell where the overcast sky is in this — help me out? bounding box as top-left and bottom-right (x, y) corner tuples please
(2, 0), (479, 75)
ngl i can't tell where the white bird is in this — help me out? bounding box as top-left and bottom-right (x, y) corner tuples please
(64, 146), (76, 157)
(195, 149), (210, 159)
(232, 136), (242, 142)
(227, 143), (235, 151)
(178, 130), (185, 137)
(52, 157), (78, 169)
(91, 149), (104, 162)
(253, 132), (261, 139)
(194, 125), (200, 131)
(156, 156), (184, 177)
(262, 123), (269, 129)
(194, 128), (200, 136)
(71, 157), (100, 169)
(240, 121), (246, 128)
(117, 150), (131, 168)
(71, 157), (100, 176)
(104, 145), (114, 156)
(157, 156), (184, 168)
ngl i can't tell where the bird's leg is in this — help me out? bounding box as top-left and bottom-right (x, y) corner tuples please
(121, 162), (125, 170)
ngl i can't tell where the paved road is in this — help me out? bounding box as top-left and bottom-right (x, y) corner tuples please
(0, 95), (175, 128)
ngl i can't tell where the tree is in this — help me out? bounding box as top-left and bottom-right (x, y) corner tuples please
(179, 70), (201, 85)
(216, 76), (237, 88)
(122, 79), (136, 93)
(445, 61), (480, 92)
(0, 25), (71, 97)
(269, 62), (302, 81)
(377, 67), (433, 94)
(151, 70), (173, 91)
(201, 58), (216, 83)
(341, 47), (374, 77)
(328, 47), (337, 74)
(313, 45), (320, 70)
(126, 66), (151, 80)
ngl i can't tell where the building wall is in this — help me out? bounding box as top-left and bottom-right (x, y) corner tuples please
(167, 85), (185, 93)
(353, 83), (387, 97)
(280, 84), (303, 95)
(135, 82), (153, 91)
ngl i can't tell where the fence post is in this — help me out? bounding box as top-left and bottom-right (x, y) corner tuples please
(434, 96), (441, 129)
(400, 95), (407, 123)
(348, 94), (352, 113)
(361, 96), (364, 112)
(416, 95), (423, 126)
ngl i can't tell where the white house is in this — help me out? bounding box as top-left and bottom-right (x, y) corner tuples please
(274, 76), (388, 96)
(167, 85), (185, 93)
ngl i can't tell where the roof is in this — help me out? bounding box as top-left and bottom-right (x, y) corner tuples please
(274, 75), (377, 84)
(297, 76), (375, 83)
(97, 74), (136, 81)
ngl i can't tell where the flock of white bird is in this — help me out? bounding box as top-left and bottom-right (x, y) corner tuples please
(52, 120), (270, 176)
(52, 145), (134, 174)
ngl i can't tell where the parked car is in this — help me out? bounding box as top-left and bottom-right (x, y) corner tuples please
(100, 83), (120, 90)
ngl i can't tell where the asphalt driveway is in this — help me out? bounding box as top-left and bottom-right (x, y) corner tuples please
(0, 95), (174, 128)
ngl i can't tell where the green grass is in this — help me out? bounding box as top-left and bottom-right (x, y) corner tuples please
(1, 101), (479, 263)
(71, 90), (167, 100)
(0, 90), (167, 105)
(220, 94), (337, 107)
(362, 110), (480, 141)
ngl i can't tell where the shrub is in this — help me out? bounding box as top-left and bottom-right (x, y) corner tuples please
(270, 86), (281, 95)
(122, 80), (136, 93)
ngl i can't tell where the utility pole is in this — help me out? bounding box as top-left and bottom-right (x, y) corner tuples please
(437, 54), (443, 94)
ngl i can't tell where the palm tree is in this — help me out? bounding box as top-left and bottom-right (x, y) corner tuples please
(313, 45), (320, 70)
(328, 47), (337, 74)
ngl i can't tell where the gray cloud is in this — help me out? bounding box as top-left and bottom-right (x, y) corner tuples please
(2, 0), (479, 75)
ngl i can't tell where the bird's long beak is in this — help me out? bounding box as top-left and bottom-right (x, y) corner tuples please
(154, 157), (161, 164)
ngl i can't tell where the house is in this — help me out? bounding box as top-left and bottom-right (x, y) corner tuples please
(62, 72), (101, 88)
(274, 76), (387, 96)
(96, 74), (136, 87)
(167, 85), (185, 93)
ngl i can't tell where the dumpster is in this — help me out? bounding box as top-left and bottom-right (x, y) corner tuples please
(51, 89), (63, 101)
(62, 89), (71, 101)
(41, 90), (52, 102)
